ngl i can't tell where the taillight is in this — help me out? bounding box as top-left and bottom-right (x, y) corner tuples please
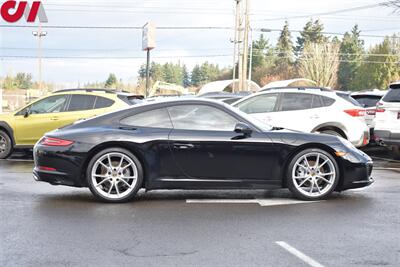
(40, 137), (74, 147)
(344, 109), (366, 117)
(376, 102), (385, 113)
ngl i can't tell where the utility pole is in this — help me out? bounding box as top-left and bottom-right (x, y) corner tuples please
(232, 0), (250, 93)
(241, 0), (250, 91)
(232, 0), (241, 93)
(32, 24), (47, 92)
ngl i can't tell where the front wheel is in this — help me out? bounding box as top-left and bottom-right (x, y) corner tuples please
(0, 130), (13, 159)
(287, 148), (339, 200)
(86, 148), (143, 203)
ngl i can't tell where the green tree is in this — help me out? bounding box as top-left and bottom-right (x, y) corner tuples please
(338, 25), (365, 90)
(15, 73), (33, 89)
(162, 63), (184, 85)
(275, 21), (295, 78)
(353, 35), (400, 89)
(182, 65), (191, 87)
(296, 19), (328, 54)
(191, 62), (221, 87)
(105, 73), (117, 88)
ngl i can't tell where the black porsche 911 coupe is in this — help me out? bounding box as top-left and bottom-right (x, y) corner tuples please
(33, 99), (374, 203)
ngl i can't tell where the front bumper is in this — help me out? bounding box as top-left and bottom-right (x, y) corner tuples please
(338, 160), (374, 190)
(374, 130), (400, 146)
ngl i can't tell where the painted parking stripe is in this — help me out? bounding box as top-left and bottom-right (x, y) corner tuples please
(276, 241), (324, 267)
(186, 199), (322, 206)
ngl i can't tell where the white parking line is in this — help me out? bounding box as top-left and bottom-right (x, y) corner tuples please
(276, 241), (324, 267)
(186, 198), (322, 206)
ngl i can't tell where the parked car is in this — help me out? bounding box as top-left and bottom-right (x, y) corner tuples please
(0, 89), (143, 159)
(33, 99), (373, 203)
(232, 87), (370, 147)
(351, 90), (385, 129)
(374, 82), (400, 159)
(198, 91), (250, 104)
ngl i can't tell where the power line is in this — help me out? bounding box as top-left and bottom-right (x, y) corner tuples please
(252, 1), (391, 22)
(0, 54), (232, 59)
(1, 25), (397, 38)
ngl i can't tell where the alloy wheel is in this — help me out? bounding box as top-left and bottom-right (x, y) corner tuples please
(292, 152), (336, 198)
(91, 152), (138, 200)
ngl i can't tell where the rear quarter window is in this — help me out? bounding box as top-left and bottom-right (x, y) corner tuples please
(94, 96), (114, 109)
(382, 89), (400, 102)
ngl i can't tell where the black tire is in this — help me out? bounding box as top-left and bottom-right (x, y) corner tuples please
(0, 130), (13, 159)
(86, 147), (144, 203)
(287, 148), (340, 201)
(391, 145), (400, 160)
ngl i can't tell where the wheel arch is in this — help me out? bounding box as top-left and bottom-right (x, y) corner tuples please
(282, 143), (344, 190)
(312, 122), (348, 139)
(81, 141), (148, 187)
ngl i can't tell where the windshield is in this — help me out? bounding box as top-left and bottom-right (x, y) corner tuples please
(223, 103), (273, 132)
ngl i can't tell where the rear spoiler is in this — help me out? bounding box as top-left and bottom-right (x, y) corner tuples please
(389, 82), (400, 89)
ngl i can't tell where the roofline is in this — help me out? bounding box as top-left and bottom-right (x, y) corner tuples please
(53, 88), (132, 94)
(261, 86), (333, 92)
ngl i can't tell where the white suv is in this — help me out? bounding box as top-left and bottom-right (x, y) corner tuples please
(233, 87), (370, 147)
(374, 82), (400, 159)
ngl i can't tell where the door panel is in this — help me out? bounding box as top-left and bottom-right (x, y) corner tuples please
(169, 129), (277, 180)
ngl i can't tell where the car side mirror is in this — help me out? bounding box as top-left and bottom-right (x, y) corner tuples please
(234, 122), (252, 136)
(24, 109), (30, 118)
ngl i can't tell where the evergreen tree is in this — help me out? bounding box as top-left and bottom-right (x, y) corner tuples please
(182, 65), (191, 87)
(338, 24), (364, 90)
(296, 19), (328, 54)
(105, 73), (117, 88)
(275, 21), (294, 78)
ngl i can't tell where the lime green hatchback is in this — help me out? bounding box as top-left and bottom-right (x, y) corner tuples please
(0, 89), (143, 159)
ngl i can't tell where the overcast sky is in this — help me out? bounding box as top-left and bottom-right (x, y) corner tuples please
(1, 0), (399, 86)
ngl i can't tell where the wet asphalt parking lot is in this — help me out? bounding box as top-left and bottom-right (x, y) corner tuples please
(1, 148), (399, 267)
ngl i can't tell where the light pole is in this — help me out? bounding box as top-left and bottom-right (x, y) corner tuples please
(32, 28), (47, 91)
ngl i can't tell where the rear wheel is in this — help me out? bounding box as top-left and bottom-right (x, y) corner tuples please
(287, 148), (339, 200)
(0, 130), (13, 159)
(86, 148), (143, 203)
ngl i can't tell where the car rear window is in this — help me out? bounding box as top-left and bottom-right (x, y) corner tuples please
(67, 95), (97, 111)
(94, 96), (114, 109)
(382, 89), (400, 102)
(352, 95), (382, 107)
(336, 93), (362, 107)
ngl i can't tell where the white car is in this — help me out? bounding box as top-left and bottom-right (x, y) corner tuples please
(233, 87), (370, 147)
(351, 90), (386, 129)
(374, 82), (400, 159)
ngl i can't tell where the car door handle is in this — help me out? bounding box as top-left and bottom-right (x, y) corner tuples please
(50, 117), (59, 121)
(173, 143), (194, 150)
(310, 115), (320, 119)
(119, 126), (137, 131)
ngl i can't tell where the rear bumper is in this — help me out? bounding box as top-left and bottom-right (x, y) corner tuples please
(33, 167), (79, 187)
(374, 130), (400, 146)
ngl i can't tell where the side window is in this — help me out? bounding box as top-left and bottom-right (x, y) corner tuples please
(321, 96), (335, 107)
(120, 108), (172, 128)
(29, 95), (68, 114)
(67, 95), (96, 112)
(280, 93), (313, 111)
(311, 95), (324, 108)
(168, 105), (239, 131)
(94, 96), (114, 109)
(235, 94), (278, 114)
